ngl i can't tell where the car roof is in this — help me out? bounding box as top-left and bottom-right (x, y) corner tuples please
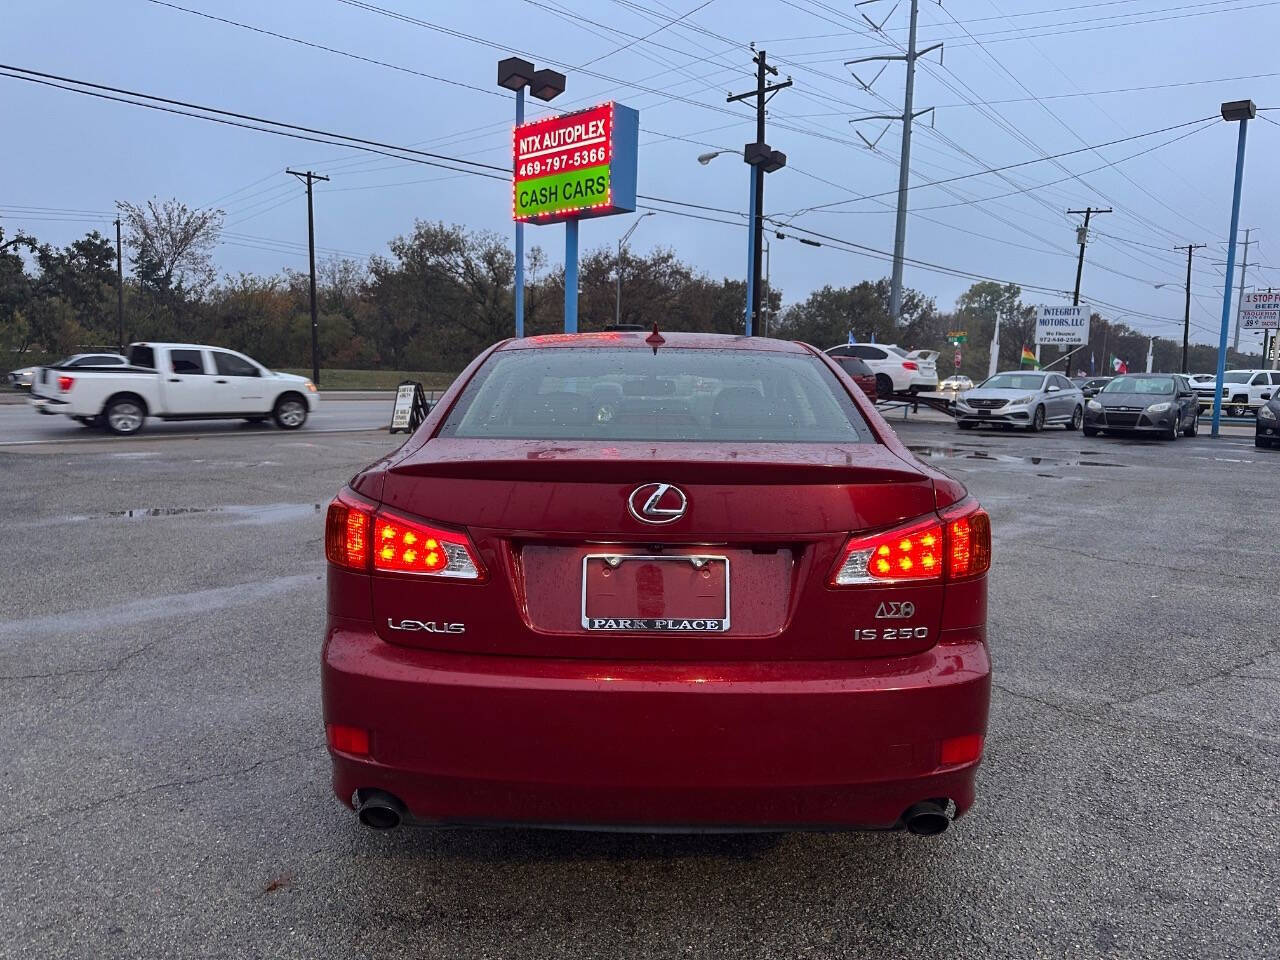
(501, 331), (810, 354)
(132, 342), (232, 351)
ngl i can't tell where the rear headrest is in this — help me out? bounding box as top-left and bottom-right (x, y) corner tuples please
(710, 386), (772, 427)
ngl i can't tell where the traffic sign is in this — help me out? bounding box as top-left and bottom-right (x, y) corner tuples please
(954, 349), (962, 369)
(947, 330), (967, 344)
(1237, 290), (1280, 330)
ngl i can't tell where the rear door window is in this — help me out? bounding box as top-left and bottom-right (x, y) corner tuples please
(851, 346), (887, 360)
(169, 350), (207, 375)
(440, 347), (869, 443)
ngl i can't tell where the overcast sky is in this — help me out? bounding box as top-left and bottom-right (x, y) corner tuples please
(4, 0), (1279, 350)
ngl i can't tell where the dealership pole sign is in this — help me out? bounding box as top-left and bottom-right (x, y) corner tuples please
(1035, 305), (1091, 346)
(1237, 290), (1280, 330)
(513, 101), (638, 332)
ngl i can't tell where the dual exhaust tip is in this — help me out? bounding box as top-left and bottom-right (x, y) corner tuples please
(902, 800), (952, 836)
(352, 790), (953, 836)
(354, 789), (405, 830)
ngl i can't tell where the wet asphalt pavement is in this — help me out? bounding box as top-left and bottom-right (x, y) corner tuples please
(0, 420), (1276, 959)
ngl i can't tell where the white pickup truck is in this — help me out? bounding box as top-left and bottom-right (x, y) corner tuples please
(29, 342), (319, 436)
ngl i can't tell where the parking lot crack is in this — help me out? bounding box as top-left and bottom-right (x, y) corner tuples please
(0, 742), (322, 841)
(0, 637), (159, 682)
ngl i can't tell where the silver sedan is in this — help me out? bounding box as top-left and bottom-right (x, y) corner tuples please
(955, 371), (1085, 432)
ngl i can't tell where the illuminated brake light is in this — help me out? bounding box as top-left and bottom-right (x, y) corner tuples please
(832, 520), (944, 585)
(372, 512), (484, 580)
(830, 503), (990, 586)
(325, 496), (371, 570)
(58, 375), (74, 392)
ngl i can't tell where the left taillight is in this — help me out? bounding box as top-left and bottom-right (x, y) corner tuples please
(902, 361), (919, 371)
(830, 501), (991, 586)
(58, 375), (74, 393)
(325, 494), (372, 571)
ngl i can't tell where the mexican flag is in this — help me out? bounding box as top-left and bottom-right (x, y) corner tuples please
(1110, 355), (1128, 374)
(1020, 346), (1039, 368)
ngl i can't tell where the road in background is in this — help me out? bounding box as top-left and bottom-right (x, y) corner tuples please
(0, 422), (1275, 958)
(0, 395), (394, 445)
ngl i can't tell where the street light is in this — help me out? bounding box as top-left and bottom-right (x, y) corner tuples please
(616, 212), (655, 327)
(498, 57), (566, 338)
(1211, 98), (1255, 437)
(697, 147), (785, 335)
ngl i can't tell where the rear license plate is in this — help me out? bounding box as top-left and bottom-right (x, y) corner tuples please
(581, 554), (729, 631)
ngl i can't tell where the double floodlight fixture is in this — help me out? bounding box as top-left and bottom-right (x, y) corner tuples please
(498, 56), (565, 101)
(744, 141), (787, 173)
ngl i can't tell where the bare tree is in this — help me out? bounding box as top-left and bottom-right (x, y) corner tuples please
(117, 198), (223, 295)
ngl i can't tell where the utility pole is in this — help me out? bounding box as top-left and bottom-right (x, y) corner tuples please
(1066, 206), (1111, 377)
(728, 48), (790, 335)
(1174, 243), (1206, 373)
(114, 215), (124, 352)
(286, 169), (329, 385)
(1231, 227), (1254, 352)
(846, 0), (940, 323)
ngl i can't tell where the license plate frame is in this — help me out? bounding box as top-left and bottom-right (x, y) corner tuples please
(580, 554), (730, 632)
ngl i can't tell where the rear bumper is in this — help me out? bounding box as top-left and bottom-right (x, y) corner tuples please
(322, 623), (991, 830)
(29, 395), (66, 415)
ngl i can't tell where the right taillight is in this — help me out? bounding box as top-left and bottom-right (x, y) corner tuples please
(58, 375), (74, 392)
(830, 501), (990, 586)
(943, 503), (991, 579)
(325, 495), (372, 571)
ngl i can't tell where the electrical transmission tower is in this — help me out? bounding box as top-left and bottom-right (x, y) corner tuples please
(846, 0), (941, 323)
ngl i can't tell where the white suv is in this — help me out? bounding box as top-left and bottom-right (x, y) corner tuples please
(824, 343), (939, 396)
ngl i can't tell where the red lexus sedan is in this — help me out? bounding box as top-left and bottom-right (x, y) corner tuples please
(322, 332), (991, 836)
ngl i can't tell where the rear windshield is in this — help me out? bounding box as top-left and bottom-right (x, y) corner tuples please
(439, 347), (869, 443)
(1103, 376), (1174, 395)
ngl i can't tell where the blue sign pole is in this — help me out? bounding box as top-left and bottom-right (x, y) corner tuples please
(564, 218), (579, 333)
(744, 165), (758, 336)
(514, 88), (525, 338)
(1212, 118), (1250, 438)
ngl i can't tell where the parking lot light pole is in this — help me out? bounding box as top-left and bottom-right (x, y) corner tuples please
(499, 58), (565, 336)
(1212, 99), (1255, 437)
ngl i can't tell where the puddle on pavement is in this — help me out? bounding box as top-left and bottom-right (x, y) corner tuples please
(39, 503), (324, 525)
(908, 445), (1128, 468)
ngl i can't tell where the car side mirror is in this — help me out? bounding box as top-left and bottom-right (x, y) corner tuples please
(1047, 385), (1060, 393)
(1264, 392), (1272, 401)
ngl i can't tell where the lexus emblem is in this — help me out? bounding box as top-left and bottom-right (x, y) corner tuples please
(627, 483), (688, 524)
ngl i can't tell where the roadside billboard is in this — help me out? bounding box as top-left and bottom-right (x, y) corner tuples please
(1237, 290), (1280, 330)
(513, 102), (639, 224)
(1035, 305), (1090, 346)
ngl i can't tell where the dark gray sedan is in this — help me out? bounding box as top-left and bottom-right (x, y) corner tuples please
(1256, 393), (1280, 449)
(1083, 374), (1199, 440)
